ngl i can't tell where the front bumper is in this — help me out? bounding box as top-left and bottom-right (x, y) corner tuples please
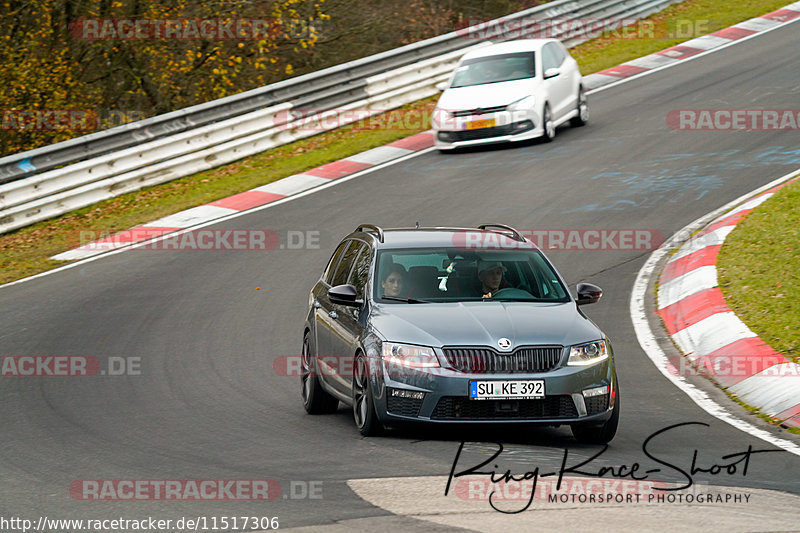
(434, 109), (544, 150)
(368, 354), (616, 425)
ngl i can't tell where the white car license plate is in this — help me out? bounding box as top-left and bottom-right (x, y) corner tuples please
(470, 380), (544, 400)
(465, 117), (496, 130)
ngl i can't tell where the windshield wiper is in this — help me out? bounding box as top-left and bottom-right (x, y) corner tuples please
(381, 296), (430, 304)
(483, 297), (538, 302)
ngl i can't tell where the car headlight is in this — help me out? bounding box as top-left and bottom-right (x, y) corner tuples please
(432, 108), (454, 129)
(381, 342), (440, 368)
(508, 95), (535, 111)
(567, 340), (609, 366)
(434, 107), (453, 119)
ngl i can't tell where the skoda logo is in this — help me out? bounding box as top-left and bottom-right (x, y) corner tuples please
(497, 338), (512, 351)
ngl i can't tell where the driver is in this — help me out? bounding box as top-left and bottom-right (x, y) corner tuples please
(476, 261), (508, 298)
(380, 263), (406, 298)
(474, 61), (500, 83)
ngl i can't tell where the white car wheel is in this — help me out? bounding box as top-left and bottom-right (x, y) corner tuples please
(542, 104), (555, 142)
(570, 87), (589, 127)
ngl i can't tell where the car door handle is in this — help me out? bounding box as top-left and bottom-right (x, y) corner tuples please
(328, 311), (338, 319)
(313, 300), (321, 309)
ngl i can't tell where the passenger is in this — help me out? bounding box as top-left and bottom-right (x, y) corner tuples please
(381, 264), (406, 298)
(476, 261), (508, 298)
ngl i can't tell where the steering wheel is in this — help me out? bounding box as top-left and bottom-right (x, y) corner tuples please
(489, 287), (533, 298)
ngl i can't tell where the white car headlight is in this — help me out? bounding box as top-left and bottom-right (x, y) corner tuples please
(435, 107), (453, 119)
(432, 107), (454, 129)
(381, 342), (440, 368)
(567, 340), (609, 366)
(508, 95), (536, 111)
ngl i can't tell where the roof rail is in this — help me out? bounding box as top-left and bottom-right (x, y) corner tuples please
(477, 223), (526, 242)
(356, 224), (384, 243)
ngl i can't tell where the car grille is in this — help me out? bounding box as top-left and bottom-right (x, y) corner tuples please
(442, 346), (563, 373)
(446, 123), (513, 141)
(386, 395), (424, 417)
(451, 105), (507, 117)
(585, 394), (609, 415)
(431, 395), (577, 420)
(438, 120), (534, 142)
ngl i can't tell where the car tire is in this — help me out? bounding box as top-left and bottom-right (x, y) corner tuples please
(571, 389), (619, 444)
(352, 352), (382, 437)
(570, 86), (589, 127)
(542, 104), (555, 142)
(301, 334), (339, 414)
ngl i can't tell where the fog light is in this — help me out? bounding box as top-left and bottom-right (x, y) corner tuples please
(582, 385), (608, 398)
(389, 388), (425, 400)
(513, 120), (534, 131)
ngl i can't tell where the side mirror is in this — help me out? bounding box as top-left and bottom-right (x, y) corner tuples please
(576, 283), (602, 305)
(329, 284), (362, 307)
(435, 81), (448, 92)
(544, 67), (561, 79)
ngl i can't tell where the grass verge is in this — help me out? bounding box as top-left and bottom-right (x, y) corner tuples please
(568, 0), (790, 73)
(717, 179), (800, 363)
(0, 0), (792, 285)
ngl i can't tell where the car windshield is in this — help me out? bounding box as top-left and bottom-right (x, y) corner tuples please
(374, 247), (569, 303)
(450, 52), (536, 88)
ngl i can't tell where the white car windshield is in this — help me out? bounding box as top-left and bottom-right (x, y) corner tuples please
(450, 52), (536, 88)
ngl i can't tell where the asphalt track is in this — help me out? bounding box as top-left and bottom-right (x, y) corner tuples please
(2, 18), (800, 532)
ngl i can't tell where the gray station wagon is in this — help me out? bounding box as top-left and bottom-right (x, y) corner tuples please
(301, 224), (619, 443)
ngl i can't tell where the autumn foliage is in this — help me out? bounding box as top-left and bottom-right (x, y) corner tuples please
(0, 0), (326, 157)
(0, 0), (541, 158)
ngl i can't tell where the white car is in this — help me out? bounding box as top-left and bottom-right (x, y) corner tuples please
(433, 39), (588, 150)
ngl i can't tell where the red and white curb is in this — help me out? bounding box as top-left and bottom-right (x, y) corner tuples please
(657, 175), (800, 430)
(583, 1), (800, 90)
(51, 133), (434, 260)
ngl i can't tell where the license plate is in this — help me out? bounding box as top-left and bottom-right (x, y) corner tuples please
(465, 118), (496, 130)
(470, 380), (544, 400)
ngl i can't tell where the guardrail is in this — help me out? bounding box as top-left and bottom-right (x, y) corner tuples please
(0, 0), (683, 234)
